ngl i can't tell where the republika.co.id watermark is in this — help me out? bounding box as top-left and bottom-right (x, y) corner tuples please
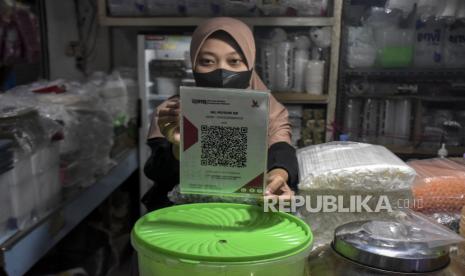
(264, 195), (424, 213)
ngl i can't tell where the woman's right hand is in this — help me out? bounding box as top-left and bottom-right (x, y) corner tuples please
(157, 98), (180, 145)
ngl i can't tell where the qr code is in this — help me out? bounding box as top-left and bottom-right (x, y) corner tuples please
(200, 125), (248, 168)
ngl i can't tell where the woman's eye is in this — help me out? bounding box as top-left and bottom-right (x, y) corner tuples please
(229, 59), (243, 65)
(199, 58), (214, 65)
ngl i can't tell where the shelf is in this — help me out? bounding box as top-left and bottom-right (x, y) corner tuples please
(344, 68), (465, 81)
(0, 149), (138, 276)
(272, 93), (328, 104)
(148, 94), (171, 101)
(384, 144), (465, 156)
(99, 16), (334, 27)
(346, 94), (465, 102)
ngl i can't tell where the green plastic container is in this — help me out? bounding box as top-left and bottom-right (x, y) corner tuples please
(131, 203), (313, 276)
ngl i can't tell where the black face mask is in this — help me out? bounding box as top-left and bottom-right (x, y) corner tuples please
(193, 69), (252, 89)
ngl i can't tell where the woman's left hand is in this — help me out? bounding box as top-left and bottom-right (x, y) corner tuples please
(265, 168), (295, 200)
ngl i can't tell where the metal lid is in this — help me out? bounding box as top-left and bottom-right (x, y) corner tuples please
(132, 203), (313, 262)
(333, 220), (450, 273)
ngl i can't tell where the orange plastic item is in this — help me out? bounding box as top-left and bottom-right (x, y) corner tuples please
(408, 159), (465, 213)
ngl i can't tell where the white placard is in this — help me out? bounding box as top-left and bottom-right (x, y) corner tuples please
(180, 86), (269, 197)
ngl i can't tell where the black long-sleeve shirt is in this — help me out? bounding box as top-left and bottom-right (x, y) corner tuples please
(142, 137), (299, 210)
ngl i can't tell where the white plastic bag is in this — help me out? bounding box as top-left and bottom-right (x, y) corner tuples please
(297, 142), (416, 191)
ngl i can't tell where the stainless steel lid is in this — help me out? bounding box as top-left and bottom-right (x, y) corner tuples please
(333, 220), (450, 273)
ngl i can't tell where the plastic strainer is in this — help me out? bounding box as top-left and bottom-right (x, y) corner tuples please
(131, 203), (313, 276)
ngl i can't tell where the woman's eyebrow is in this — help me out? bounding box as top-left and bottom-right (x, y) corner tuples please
(198, 51), (216, 56)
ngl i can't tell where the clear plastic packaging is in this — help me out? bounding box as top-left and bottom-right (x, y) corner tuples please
(31, 143), (61, 216)
(259, 44), (277, 91)
(408, 158), (465, 213)
(304, 60), (324, 95)
(343, 99), (362, 140)
(362, 99), (380, 143)
(275, 41), (294, 91)
(107, 0), (145, 16)
(385, 0), (418, 16)
(184, 0), (217, 17)
(292, 48), (309, 92)
(297, 142), (416, 191)
(223, 0), (258, 16)
(167, 184), (262, 205)
(346, 26), (377, 68)
(0, 168), (14, 240)
(145, 0), (182, 16)
(309, 27), (331, 49)
(338, 209), (465, 249)
(281, 0), (328, 16)
(414, 19), (445, 68)
(393, 99), (412, 145)
(417, 0), (444, 21)
(443, 23), (465, 68)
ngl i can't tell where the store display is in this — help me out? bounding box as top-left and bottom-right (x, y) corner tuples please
(414, 19), (444, 68)
(297, 142), (416, 191)
(409, 158), (465, 213)
(307, 211), (465, 275)
(180, 87), (268, 198)
(132, 203), (313, 276)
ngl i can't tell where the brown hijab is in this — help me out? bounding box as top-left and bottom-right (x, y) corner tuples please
(149, 17), (292, 146)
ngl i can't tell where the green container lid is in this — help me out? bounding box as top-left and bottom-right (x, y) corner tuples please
(132, 203), (313, 263)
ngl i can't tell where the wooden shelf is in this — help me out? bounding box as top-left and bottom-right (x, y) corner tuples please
(272, 93), (328, 104)
(99, 16), (334, 27)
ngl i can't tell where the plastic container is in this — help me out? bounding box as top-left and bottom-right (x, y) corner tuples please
(304, 60), (325, 95)
(343, 99), (362, 140)
(31, 143), (61, 215)
(0, 168), (14, 240)
(132, 203), (313, 276)
(375, 27), (414, 68)
(275, 42), (295, 91)
(443, 24), (465, 68)
(9, 157), (39, 229)
(414, 19), (445, 68)
(107, 0), (145, 16)
(145, 0), (182, 16)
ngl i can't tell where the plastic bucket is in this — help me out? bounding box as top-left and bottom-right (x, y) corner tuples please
(132, 203), (313, 276)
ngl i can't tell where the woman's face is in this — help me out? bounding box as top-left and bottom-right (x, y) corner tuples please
(195, 36), (248, 73)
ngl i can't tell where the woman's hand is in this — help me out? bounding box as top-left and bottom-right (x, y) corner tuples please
(265, 168), (295, 200)
(157, 98), (181, 145)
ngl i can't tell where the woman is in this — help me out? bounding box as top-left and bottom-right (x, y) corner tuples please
(143, 17), (298, 211)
